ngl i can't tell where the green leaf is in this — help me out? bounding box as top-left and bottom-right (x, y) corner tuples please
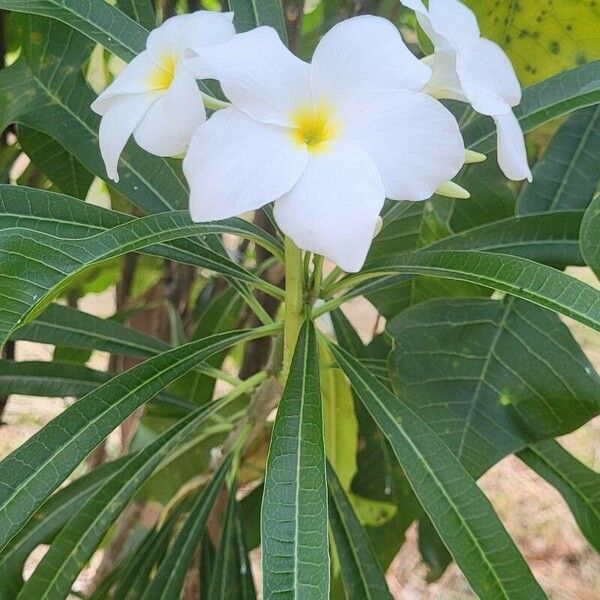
(11, 303), (169, 359)
(262, 320), (329, 600)
(0, 203), (281, 347)
(18, 126), (93, 199)
(363, 206), (586, 317)
(327, 464), (392, 600)
(141, 458), (232, 600)
(518, 106), (600, 214)
(116, 0), (155, 29)
(184, 287), (245, 404)
(464, 0), (600, 85)
(0, 324), (277, 551)
(452, 159), (516, 232)
(427, 211), (585, 270)
(387, 297), (600, 476)
(365, 199), (487, 317)
(0, 458), (126, 600)
(0, 184), (281, 284)
(18, 403), (232, 600)
(333, 250), (600, 333)
(207, 478), (257, 600)
(228, 0), (287, 42)
(331, 310), (419, 568)
(581, 193), (600, 278)
(518, 440), (600, 554)
(329, 342), (547, 600)
(464, 61), (600, 154)
(112, 501), (190, 600)
(0, 0), (148, 61)
(0, 360), (193, 411)
(418, 516), (452, 583)
(200, 535), (216, 600)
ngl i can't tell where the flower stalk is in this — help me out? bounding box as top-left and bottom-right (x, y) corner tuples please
(283, 236), (304, 382)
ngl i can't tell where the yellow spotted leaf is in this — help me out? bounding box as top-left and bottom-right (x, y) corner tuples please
(464, 0), (600, 84)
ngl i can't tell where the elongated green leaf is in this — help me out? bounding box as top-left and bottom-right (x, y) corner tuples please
(0, 324), (278, 551)
(327, 464), (392, 600)
(262, 321), (329, 600)
(18, 126), (93, 199)
(11, 303), (168, 359)
(208, 477), (257, 600)
(186, 286), (245, 404)
(0, 208), (282, 347)
(0, 360), (192, 409)
(518, 106), (600, 214)
(0, 184), (282, 286)
(518, 441), (600, 553)
(117, 0), (155, 29)
(365, 201), (584, 317)
(464, 60), (600, 153)
(0, 458), (126, 600)
(332, 250), (600, 332)
(141, 458), (232, 600)
(418, 516), (452, 583)
(18, 403), (231, 600)
(0, 360), (113, 398)
(387, 297), (600, 476)
(229, 0), (287, 41)
(426, 211), (585, 269)
(113, 500), (192, 600)
(329, 343), (546, 600)
(200, 535), (217, 599)
(0, 0), (147, 61)
(331, 309), (420, 569)
(235, 506), (257, 600)
(581, 193), (600, 278)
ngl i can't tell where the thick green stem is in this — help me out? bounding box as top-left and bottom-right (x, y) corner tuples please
(282, 237), (304, 381)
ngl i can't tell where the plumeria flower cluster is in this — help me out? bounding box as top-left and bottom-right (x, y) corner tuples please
(93, 3), (530, 272)
(401, 0), (532, 182)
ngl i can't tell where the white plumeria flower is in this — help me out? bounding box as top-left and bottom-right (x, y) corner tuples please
(401, 0), (532, 182)
(91, 11), (235, 183)
(184, 16), (465, 272)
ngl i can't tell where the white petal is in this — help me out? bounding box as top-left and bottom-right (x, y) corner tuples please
(310, 15), (430, 109)
(133, 68), (205, 157)
(400, 0), (427, 14)
(184, 108), (309, 221)
(422, 51), (467, 101)
(179, 11), (236, 50)
(400, 0), (450, 50)
(98, 93), (159, 182)
(91, 52), (157, 114)
(274, 140), (385, 273)
(188, 27), (311, 127)
(456, 37), (522, 115)
(427, 0), (480, 49)
(145, 14), (192, 63)
(337, 90), (465, 201)
(494, 112), (532, 182)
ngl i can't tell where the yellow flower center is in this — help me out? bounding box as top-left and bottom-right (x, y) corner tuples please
(290, 103), (339, 153)
(148, 53), (177, 90)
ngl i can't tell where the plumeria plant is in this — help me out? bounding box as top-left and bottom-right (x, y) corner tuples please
(0, 0), (598, 598)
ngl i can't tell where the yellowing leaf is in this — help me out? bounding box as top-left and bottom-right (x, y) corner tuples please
(464, 0), (600, 84)
(319, 340), (358, 491)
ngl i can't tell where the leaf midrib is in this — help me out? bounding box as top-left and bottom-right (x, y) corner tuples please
(335, 349), (532, 600)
